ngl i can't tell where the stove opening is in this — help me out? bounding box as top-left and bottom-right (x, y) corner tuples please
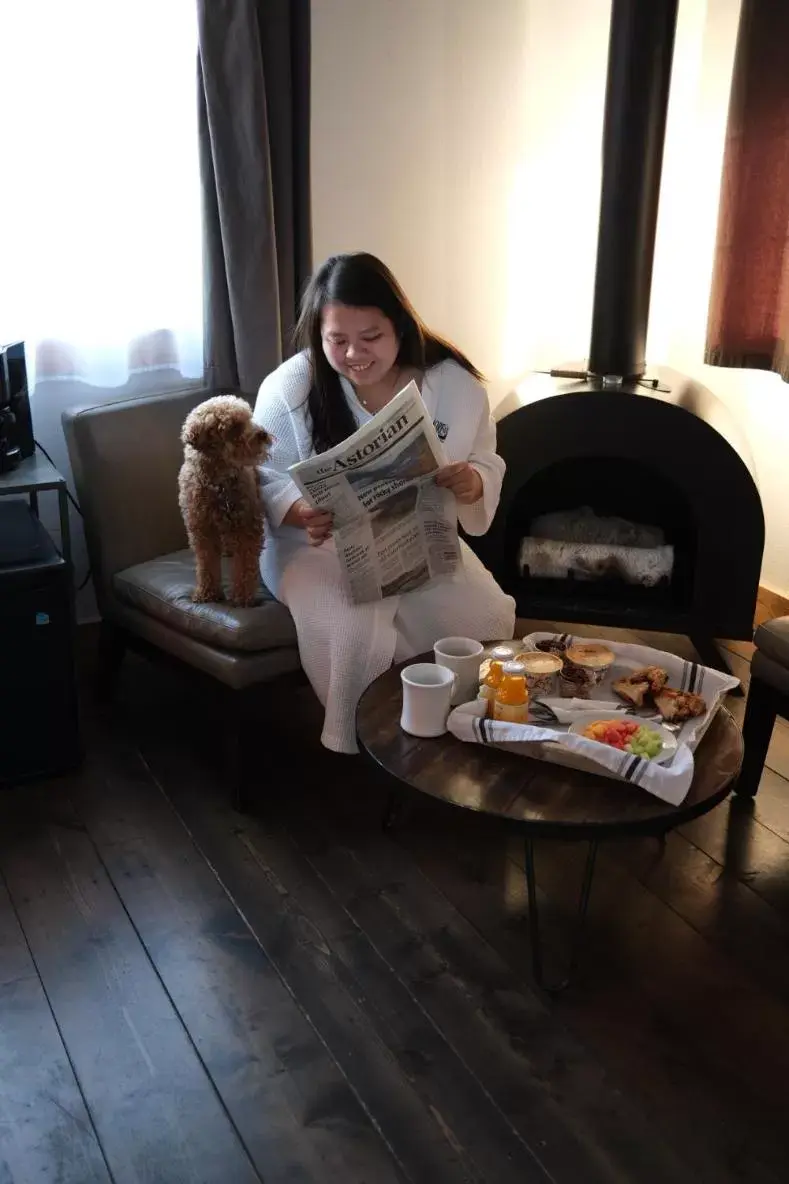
(504, 456), (695, 623)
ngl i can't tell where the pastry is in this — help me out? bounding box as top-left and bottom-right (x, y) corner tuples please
(631, 666), (669, 695)
(612, 677), (651, 708)
(653, 688), (706, 723)
(564, 643), (615, 690)
(612, 665), (669, 708)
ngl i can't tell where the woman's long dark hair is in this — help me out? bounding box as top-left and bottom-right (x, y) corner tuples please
(294, 252), (483, 454)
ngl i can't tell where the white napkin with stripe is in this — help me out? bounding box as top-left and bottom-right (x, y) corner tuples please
(448, 699), (695, 806)
(446, 632), (740, 806)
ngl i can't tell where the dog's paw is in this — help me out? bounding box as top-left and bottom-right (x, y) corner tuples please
(192, 588), (224, 604)
(229, 594), (258, 609)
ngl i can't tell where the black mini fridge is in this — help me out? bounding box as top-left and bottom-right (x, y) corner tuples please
(0, 502), (81, 784)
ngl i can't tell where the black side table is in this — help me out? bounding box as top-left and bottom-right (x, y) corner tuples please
(0, 452), (73, 573)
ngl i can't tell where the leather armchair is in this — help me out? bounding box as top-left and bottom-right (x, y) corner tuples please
(737, 617), (789, 797)
(62, 384), (302, 803)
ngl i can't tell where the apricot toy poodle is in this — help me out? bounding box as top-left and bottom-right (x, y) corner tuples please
(178, 396), (272, 607)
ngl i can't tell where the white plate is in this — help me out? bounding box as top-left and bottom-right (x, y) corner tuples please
(568, 711), (678, 766)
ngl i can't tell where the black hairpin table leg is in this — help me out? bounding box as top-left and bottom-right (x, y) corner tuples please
(382, 788), (401, 831)
(524, 837), (599, 993)
(382, 786), (415, 832)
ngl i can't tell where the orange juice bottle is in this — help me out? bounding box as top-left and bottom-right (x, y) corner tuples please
(493, 662), (529, 724)
(479, 660), (505, 714)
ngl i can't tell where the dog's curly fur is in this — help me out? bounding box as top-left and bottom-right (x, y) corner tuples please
(178, 396), (272, 607)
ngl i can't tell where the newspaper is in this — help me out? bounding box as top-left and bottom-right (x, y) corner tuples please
(288, 380), (460, 603)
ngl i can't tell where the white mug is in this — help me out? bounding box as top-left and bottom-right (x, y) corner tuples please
(400, 663), (457, 738)
(433, 636), (484, 706)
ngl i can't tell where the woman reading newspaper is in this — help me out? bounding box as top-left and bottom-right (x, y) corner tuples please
(254, 252), (516, 753)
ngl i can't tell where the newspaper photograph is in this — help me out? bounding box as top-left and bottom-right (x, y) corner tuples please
(288, 381), (460, 604)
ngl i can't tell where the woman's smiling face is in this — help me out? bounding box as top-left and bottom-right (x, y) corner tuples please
(321, 302), (399, 387)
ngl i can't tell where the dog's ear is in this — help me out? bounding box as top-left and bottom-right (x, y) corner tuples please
(181, 408), (215, 451)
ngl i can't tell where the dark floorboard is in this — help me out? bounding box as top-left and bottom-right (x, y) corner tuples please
(135, 723), (543, 1184)
(70, 732), (406, 1184)
(1, 625), (789, 1183)
(0, 879), (111, 1184)
(138, 722), (686, 1184)
(0, 789), (260, 1184)
(401, 824), (786, 1184)
(274, 787), (693, 1184)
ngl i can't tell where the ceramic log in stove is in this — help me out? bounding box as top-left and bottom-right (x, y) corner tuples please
(468, 0), (764, 672)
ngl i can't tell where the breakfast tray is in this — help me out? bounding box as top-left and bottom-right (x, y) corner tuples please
(446, 632), (741, 805)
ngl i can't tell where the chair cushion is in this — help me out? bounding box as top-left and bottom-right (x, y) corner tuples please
(113, 550), (297, 653)
(111, 599), (301, 690)
(754, 616), (789, 669)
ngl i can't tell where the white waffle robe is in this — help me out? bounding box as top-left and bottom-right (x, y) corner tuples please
(253, 352), (516, 753)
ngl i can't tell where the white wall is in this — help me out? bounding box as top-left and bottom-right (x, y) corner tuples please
(311, 0), (549, 400)
(311, 0), (789, 596)
(311, 0), (452, 330)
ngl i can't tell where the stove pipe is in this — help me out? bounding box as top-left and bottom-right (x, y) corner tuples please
(587, 0), (678, 381)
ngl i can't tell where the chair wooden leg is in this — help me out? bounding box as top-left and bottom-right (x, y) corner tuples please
(737, 675), (777, 798)
(219, 701), (246, 812)
(95, 621), (127, 703)
(223, 685), (263, 812)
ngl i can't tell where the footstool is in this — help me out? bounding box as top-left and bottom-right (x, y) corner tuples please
(737, 617), (789, 797)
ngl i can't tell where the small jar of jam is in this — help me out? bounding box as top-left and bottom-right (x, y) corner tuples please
(493, 663), (529, 724)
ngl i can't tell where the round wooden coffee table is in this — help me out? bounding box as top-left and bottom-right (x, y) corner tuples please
(356, 654), (744, 991)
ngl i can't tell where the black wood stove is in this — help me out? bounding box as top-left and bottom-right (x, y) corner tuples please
(469, 0), (764, 671)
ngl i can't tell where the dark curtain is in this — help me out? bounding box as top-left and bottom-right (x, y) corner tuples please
(198, 0), (312, 395)
(705, 0), (789, 382)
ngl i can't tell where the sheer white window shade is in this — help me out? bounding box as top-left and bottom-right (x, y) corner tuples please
(0, 1), (203, 617)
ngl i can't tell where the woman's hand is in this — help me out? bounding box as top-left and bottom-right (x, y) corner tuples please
(434, 462), (484, 505)
(284, 497), (334, 545)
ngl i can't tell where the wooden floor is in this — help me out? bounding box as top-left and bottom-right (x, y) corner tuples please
(2, 624), (789, 1183)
